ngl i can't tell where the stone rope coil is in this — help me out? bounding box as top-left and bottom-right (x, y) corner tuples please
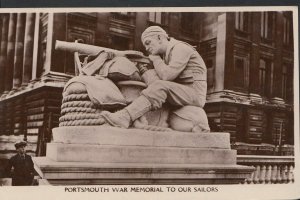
(59, 113), (103, 123)
(60, 92), (171, 131)
(62, 91), (88, 98)
(61, 101), (95, 109)
(61, 107), (99, 115)
(62, 93), (90, 103)
(59, 118), (106, 126)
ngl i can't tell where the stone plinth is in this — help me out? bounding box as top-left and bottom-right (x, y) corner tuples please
(33, 126), (254, 185)
(46, 143), (236, 164)
(34, 158), (254, 185)
(51, 126), (230, 148)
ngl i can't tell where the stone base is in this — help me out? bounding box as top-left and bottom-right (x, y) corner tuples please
(34, 157), (253, 185)
(51, 126), (231, 148)
(46, 143), (236, 164)
(33, 126), (255, 185)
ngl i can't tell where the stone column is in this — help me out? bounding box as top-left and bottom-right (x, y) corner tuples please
(0, 16), (3, 94)
(31, 13), (40, 81)
(4, 13), (17, 93)
(22, 13), (35, 87)
(249, 12), (262, 96)
(12, 13), (26, 90)
(51, 13), (66, 73)
(43, 13), (54, 75)
(0, 14), (9, 94)
(215, 13), (235, 92)
(214, 13), (227, 92)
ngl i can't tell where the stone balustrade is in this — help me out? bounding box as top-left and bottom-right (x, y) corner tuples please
(237, 155), (294, 184)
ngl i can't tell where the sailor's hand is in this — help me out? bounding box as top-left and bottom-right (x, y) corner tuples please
(107, 52), (115, 59)
(136, 63), (149, 75)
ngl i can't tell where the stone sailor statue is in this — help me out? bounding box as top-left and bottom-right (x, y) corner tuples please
(100, 26), (210, 132)
(37, 26), (254, 186)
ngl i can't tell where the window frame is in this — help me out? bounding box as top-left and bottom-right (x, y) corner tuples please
(281, 64), (288, 100)
(235, 12), (249, 33)
(233, 55), (249, 92)
(260, 12), (275, 42)
(259, 58), (274, 98)
(283, 13), (293, 46)
(180, 13), (194, 37)
(148, 12), (162, 24)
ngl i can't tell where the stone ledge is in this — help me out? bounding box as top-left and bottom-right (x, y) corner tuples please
(46, 142), (237, 164)
(34, 157), (254, 185)
(52, 126), (230, 149)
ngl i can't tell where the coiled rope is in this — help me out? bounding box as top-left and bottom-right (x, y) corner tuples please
(61, 107), (99, 115)
(62, 93), (90, 103)
(59, 113), (103, 122)
(61, 101), (95, 109)
(59, 118), (106, 126)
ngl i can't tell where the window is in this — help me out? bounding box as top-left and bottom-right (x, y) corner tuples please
(234, 57), (246, 87)
(111, 35), (130, 50)
(281, 65), (288, 100)
(282, 64), (293, 102)
(235, 12), (249, 32)
(283, 14), (293, 45)
(206, 59), (214, 89)
(259, 59), (266, 94)
(111, 12), (131, 22)
(287, 66), (293, 103)
(261, 12), (275, 40)
(259, 58), (273, 97)
(181, 13), (194, 35)
(149, 12), (162, 24)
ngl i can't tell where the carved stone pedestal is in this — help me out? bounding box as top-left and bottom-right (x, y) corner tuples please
(33, 126), (254, 185)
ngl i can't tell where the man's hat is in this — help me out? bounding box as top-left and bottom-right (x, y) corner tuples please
(141, 26), (168, 43)
(15, 141), (27, 149)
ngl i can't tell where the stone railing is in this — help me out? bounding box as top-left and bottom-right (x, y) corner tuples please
(237, 155), (294, 184)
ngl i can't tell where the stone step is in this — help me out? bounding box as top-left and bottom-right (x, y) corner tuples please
(46, 142), (236, 164)
(33, 157), (254, 185)
(52, 126), (230, 149)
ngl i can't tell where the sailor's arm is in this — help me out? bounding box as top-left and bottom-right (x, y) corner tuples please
(149, 44), (193, 81)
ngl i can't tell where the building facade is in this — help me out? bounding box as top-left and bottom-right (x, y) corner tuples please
(199, 12), (294, 155)
(0, 12), (294, 173)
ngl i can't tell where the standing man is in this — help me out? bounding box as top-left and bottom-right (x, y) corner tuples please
(101, 26), (208, 130)
(5, 141), (34, 186)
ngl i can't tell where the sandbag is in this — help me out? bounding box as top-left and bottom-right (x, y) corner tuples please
(105, 57), (142, 81)
(169, 105), (210, 133)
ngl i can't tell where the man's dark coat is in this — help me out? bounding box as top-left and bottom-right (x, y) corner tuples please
(5, 154), (34, 186)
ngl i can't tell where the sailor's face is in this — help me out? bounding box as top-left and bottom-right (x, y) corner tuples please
(143, 36), (162, 55)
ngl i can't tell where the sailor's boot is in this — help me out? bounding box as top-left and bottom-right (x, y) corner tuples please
(101, 95), (152, 128)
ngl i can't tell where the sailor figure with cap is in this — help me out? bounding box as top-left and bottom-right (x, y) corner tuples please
(5, 141), (35, 186)
(101, 26), (210, 132)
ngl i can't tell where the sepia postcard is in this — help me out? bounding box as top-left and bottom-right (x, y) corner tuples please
(0, 5), (298, 200)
